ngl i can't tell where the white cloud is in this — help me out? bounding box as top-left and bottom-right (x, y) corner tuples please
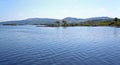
(73, 5), (80, 9)
(86, 8), (107, 14)
(96, 8), (107, 13)
(117, 8), (120, 11)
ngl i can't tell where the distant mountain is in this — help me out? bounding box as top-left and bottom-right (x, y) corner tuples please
(0, 18), (59, 25)
(0, 17), (113, 25)
(63, 17), (113, 23)
(85, 17), (113, 22)
(63, 17), (84, 23)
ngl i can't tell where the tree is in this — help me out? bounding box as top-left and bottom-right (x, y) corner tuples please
(114, 17), (118, 22)
(62, 20), (67, 26)
(114, 17), (120, 26)
(56, 21), (60, 26)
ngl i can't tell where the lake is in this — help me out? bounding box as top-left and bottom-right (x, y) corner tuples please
(0, 25), (120, 65)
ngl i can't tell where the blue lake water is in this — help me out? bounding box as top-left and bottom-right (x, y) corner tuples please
(0, 25), (120, 65)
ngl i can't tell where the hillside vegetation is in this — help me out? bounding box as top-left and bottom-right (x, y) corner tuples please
(46, 17), (120, 27)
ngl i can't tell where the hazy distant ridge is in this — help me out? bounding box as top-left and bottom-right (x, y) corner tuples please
(0, 17), (113, 25)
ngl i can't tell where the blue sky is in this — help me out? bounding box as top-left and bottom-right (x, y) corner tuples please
(0, 0), (120, 21)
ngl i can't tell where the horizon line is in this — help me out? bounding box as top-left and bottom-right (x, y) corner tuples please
(0, 16), (117, 22)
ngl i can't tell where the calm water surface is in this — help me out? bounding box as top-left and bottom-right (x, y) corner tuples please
(0, 25), (120, 65)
